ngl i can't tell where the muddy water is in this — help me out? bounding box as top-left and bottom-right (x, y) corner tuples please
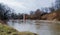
(7, 20), (60, 35)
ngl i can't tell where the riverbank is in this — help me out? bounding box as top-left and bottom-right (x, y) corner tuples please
(8, 19), (60, 23)
(0, 23), (37, 35)
(0, 20), (9, 24)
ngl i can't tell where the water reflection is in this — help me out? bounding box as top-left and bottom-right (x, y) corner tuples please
(51, 23), (60, 35)
(7, 20), (60, 35)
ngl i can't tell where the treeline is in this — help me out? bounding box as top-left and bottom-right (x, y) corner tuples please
(0, 0), (60, 20)
(0, 3), (49, 20)
(9, 9), (53, 20)
(0, 3), (59, 20)
(0, 3), (23, 20)
(9, 0), (60, 20)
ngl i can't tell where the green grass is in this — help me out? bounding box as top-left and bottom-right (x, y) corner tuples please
(0, 23), (38, 35)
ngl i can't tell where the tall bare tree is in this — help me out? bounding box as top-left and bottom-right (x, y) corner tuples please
(0, 3), (11, 20)
(55, 0), (60, 9)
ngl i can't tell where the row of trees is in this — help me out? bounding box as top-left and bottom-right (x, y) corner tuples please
(0, 0), (60, 20)
(0, 3), (48, 20)
(0, 3), (23, 20)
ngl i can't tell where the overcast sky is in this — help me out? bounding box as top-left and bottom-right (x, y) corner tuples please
(0, 0), (55, 14)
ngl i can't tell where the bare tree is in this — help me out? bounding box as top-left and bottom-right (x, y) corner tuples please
(34, 9), (42, 19)
(0, 3), (11, 20)
(55, 0), (60, 9)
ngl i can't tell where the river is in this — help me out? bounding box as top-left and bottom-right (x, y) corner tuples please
(7, 20), (60, 35)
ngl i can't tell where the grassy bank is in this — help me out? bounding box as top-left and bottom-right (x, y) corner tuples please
(0, 23), (37, 35)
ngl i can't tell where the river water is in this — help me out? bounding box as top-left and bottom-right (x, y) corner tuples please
(7, 20), (60, 35)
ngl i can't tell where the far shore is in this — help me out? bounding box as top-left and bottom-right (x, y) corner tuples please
(8, 19), (60, 23)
